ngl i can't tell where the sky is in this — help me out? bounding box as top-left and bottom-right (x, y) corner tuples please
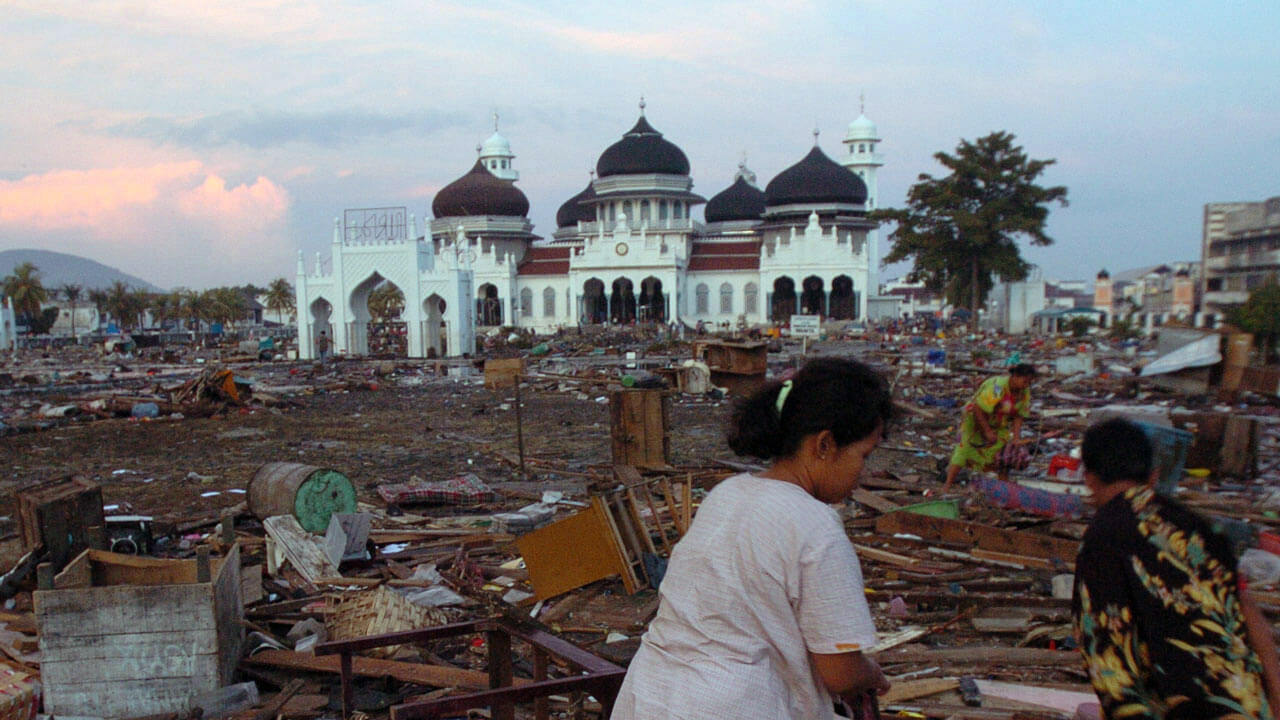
(2, 1), (1278, 290)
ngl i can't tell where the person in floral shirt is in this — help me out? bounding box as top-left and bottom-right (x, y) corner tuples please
(1073, 418), (1280, 719)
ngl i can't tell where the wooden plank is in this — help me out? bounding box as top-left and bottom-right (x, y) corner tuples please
(878, 647), (1080, 667)
(53, 548), (92, 589)
(875, 512), (1078, 565)
(45, 676), (217, 717)
(42, 650), (219, 684)
(86, 548), (198, 586)
(214, 543), (245, 685)
(970, 548), (1073, 572)
(36, 583), (216, 638)
(263, 515), (339, 588)
(39, 628), (218, 661)
(852, 543), (922, 569)
(245, 649), (530, 691)
(849, 488), (902, 514)
(516, 502), (634, 601)
(882, 678), (961, 705)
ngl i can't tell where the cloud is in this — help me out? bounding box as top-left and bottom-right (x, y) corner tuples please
(0, 162), (293, 288)
(97, 109), (471, 150)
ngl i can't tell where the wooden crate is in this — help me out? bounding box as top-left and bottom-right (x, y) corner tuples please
(34, 545), (244, 718)
(609, 389), (670, 469)
(17, 476), (105, 571)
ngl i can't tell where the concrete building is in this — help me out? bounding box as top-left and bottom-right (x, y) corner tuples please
(298, 104), (885, 359)
(1202, 197), (1280, 311)
(0, 296), (16, 351)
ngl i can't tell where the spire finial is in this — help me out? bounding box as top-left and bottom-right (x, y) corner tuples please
(813, 125), (820, 146)
(476, 143), (482, 155)
(739, 149), (747, 169)
(860, 91), (865, 115)
(639, 96), (646, 115)
(493, 111), (500, 132)
(589, 168), (596, 180)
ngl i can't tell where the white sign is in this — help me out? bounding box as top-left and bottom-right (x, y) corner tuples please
(790, 314), (821, 338)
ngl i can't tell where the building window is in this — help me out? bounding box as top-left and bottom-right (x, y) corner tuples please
(623, 200), (632, 219)
(859, 144), (865, 152)
(744, 282), (758, 314)
(695, 283), (709, 314)
(720, 283), (734, 314)
(659, 200), (668, 221)
(673, 202), (683, 220)
(543, 287), (556, 317)
(520, 288), (533, 317)
(609, 204), (616, 223)
(641, 200), (650, 224)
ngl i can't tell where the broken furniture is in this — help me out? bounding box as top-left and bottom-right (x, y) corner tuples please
(17, 476), (105, 572)
(691, 339), (767, 395)
(34, 545), (244, 718)
(517, 467), (693, 600)
(316, 617), (626, 720)
(609, 388), (671, 469)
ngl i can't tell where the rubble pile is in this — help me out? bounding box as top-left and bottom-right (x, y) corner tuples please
(1, 324), (1279, 718)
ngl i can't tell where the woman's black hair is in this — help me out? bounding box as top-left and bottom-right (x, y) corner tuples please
(727, 357), (893, 460)
(1010, 363), (1038, 378)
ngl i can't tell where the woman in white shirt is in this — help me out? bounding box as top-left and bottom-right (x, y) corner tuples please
(612, 358), (892, 720)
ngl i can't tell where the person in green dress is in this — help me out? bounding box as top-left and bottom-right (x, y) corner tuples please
(942, 363), (1036, 490)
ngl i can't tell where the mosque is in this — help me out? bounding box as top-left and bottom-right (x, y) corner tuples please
(296, 103), (885, 359)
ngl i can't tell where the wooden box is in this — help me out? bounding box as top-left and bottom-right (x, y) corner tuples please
(609, 389), (670, 469)
(17, 476), (105, 571)
(34, 546), (244, 718)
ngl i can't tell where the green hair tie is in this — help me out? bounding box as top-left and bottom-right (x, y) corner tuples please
(775, 379), (794, 416)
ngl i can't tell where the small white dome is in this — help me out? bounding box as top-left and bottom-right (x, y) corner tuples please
(845, 114), (879, 141)
(480, 131), (513, 158)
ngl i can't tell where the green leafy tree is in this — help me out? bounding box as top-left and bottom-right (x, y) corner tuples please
(367, 282), (405, 323)
(60, 283), (83, 336)
(129, 289), (152, 329)
(872, 131), (1068, 331)
(87, 288), (108, 331)
(264, 278), (295, 325)
(1225, 279), (1280, 363)
(104, 281), (133, 329)
(3, 262), (49, 329)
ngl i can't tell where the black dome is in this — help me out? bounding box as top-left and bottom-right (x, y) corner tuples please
(596, 116), (690, 177)
(432, 160), (529, 218)
(556, 181), (597, 228)
(765, 146), (867, 207)
(705, 177), (766, 223)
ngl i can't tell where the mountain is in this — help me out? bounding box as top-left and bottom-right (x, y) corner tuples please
(0, 249), (164, 293)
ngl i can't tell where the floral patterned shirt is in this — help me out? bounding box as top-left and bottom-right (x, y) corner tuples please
(1073, 486), (1272, 719)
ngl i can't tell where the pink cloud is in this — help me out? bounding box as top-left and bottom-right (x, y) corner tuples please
(0, 162), (294, 288)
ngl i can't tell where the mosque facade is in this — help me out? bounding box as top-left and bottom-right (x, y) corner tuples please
(296, 106), (884, 359)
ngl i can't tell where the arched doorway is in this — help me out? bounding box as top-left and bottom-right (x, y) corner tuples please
(477, 284), (502, 326)
(309, 297), (332, 356)
(365, 279), (406, 357)
(423, 294), (446, 358)
(639, 277), (665, 323)
(830, 275), (855, 320)
(611, 278), (636, 324)
(771, 277), (797, 321)
(801, 276), (825, 316)
(582, 278), (606, 324)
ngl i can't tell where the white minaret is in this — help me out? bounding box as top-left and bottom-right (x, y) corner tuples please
(841, 96), (884, 318)
(477, 112), (518, 181)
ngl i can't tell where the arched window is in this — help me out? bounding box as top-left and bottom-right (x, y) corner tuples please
(744, 282), (758, 314)
(695, 283), (709, 314)
(720, 283), (734, 314)
(520, 288), (533, 317)
(658, 200), (668, 221)
(640, 200), (650, 224)
(673, 202), (683, 220)
(542, 287), (556, 317)
(623, 200), (633, 219)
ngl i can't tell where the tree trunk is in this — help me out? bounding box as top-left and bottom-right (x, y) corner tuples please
(970, 258), (980, 333)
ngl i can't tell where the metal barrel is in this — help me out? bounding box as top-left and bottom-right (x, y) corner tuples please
(248, 462), (357, 533)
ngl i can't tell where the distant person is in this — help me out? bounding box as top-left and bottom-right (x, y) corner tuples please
(612, 358), (892, 720)
(316, 330), (330, 362)
(1072, 418), (1280, 719)
(942, 363), (1036, 490)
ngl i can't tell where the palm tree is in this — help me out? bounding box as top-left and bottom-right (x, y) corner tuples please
(129, 289), (152, 330)
(60, 283), (83, 336)
(264, 278), (295, 325)
(3, 262), (48, 329)
(88, 288), (109, 331)
(105, 281), (133, 330)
